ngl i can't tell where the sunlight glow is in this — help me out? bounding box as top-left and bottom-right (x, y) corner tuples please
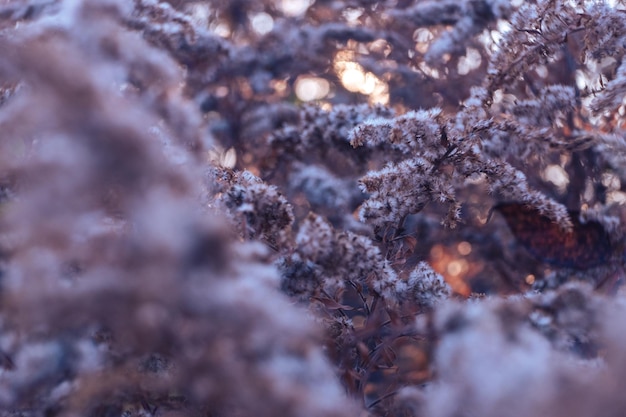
(608, 191), (626, 204)
(429, 245), (472, 297)
(447, 260), (464, 276)
(295, 76), (330, 101)
(280, 0), (313, 16)
(212, 22), (231, 38)
(458, 47), (482, 75)
(544, 164), (569, 191)
(340, 65), (366, 92)
(342, 8), (363, 26)
(334, 51), (389, 104)
(457, 241), (472, 256)
(251, 12), (274, 35)
(413, 28), (434, 54)
(418, 61), (441, 79)
(602, 172), (621, 190)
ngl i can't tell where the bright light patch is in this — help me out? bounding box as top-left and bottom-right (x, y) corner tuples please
(361, 73), (379, 94)
(489, 89), (516, 107)
(369, 39), (392, 57)
(215, 86), (229, 97)
(458, 47), (482, 75)
(544, 164), (569, 191)
(271, 79), (288, 95)
(457, 241), (472, 256)
(334, 51), (389, 104)
(418, 61), (441, 79)
(490, 29), (503, 46)
(496, 19), (512, 34)
(251, 12), (274, 35)
(342, 8), (363, 25)
(280, 0), (313, 16)
(413, 28), (434, 54)
(608, 191), (626, 204)
(212, 23), (231, 38)
(187, 3), (210, 27)
(340, 65), (364, 93)
(446, 260), (468, 277)
(575, 70), (589, 90)
(295, 76), (330, 101)
(602, 172), (621, 190)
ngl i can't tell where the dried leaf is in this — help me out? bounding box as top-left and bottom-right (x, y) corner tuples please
(496, 203), (612, 269)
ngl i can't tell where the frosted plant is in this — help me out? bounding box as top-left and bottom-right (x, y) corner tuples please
(0, 0), (625, 416)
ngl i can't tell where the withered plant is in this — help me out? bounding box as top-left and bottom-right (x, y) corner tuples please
(1, 1), (626, 417)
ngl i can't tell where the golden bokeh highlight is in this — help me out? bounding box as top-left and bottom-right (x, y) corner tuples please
(333, 49), (389, 105)
(457, 241), (472, 256)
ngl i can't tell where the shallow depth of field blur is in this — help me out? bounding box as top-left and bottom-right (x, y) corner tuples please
(1, 1), (626, 416)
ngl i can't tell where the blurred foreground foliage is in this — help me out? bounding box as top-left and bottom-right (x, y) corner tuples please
(1, 1), (626, 417)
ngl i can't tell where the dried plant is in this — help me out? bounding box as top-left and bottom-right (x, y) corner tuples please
(1, 1), (626, 417)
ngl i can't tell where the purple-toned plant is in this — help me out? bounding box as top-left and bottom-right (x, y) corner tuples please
(0, 1), (626, 417)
